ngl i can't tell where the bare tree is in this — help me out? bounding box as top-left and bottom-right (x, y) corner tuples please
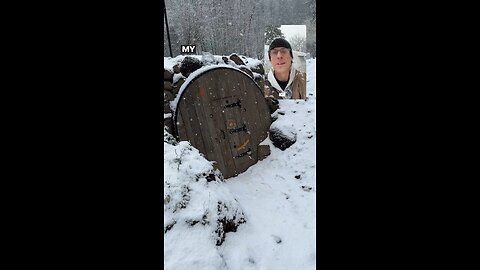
(289, 34), (306, 52)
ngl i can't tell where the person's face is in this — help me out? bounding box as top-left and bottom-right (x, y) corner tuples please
(270, 47), (292, 73)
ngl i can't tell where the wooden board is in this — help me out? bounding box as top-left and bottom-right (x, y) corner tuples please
(174, 67), (271, 178)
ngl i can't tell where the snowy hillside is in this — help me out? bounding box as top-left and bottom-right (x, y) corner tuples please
(164, 59), (316, 270)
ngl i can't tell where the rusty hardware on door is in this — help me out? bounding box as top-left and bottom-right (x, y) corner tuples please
(224, 100), (242, 108)
(233, 148), (252, 159)
(228, 124), (247, 134)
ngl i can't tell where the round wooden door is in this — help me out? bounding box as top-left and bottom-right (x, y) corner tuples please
(174, 67), (271, 179)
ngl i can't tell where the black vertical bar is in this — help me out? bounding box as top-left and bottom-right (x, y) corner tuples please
(163, 0), (173, 57)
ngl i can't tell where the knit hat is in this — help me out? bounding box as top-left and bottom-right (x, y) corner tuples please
(268, 38), (293, 60)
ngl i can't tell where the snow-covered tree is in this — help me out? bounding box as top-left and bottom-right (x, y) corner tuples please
(289, 34), (306, 52)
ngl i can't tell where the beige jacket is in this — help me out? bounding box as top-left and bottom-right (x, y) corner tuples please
(264, 67), (307, 100)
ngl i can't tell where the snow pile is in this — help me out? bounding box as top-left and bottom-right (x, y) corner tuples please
(164, 139), (247, 270)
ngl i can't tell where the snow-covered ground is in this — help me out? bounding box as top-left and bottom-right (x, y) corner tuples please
(164, 59), (316, 270)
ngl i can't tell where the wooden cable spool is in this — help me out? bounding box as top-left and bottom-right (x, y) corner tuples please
(173, 67), (271, 179)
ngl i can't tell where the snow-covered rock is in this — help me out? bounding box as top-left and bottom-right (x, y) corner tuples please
(179, 56), (203, 77)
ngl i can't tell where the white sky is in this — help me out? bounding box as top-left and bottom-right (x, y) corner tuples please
(280, 25), (306, 42)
